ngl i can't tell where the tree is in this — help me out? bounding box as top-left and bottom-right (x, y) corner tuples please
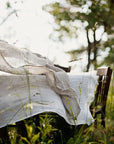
(44, 0), (114, 71)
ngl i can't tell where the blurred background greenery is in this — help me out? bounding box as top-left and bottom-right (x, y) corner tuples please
(0, 0), (113, 143)
(43, 0), (114, 71)
(0, 0), (113, 71)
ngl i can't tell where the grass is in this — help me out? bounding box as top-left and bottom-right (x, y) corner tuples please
(0, 79), (114, 144)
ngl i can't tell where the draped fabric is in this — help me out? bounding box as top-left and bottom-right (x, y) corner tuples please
(0, 40), (80, 122)
(0, 72), (98, 128)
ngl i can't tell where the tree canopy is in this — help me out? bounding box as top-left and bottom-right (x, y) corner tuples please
(44, 0), (114, 71)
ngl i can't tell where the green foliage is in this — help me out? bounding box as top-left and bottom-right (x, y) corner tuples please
(18, 115), (57, 144)
(44, 0), (114, 71)
(1, 98), (114, 144)
(64, 97), (76, 125)
(0, 80), (113, 144)
(8, 126), (17, 144)
(1, 72), (114, 144)
(104, 47), (114, 66)
(20, 120), (39, 144)
(37, 114), (57, 143)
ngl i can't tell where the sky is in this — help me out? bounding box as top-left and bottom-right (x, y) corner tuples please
(0, 0), (72, 67)
(0, 0), (108, 72)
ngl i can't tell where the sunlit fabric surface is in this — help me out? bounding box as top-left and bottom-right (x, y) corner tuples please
(0, 41), (98, 128)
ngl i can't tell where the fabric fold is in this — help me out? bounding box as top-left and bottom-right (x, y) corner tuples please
(0, 40), (80, 119)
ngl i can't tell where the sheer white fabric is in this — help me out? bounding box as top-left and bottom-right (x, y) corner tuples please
(0, 41), (98, 128)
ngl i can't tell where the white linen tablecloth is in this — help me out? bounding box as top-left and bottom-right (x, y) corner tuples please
(0, 40), (80, 121)
(0, 71), (98, 128)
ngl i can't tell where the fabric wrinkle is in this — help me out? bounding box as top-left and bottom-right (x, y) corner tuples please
(0, 41), (81, 119)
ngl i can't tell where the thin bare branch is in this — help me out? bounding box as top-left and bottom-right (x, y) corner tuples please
(0, 10), (17, 26)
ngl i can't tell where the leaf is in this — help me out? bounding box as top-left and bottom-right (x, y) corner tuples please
(98, 140), (105, 144)
(31, 133), (40, 144)
(25, 124), (33, 139)
(67, 137), (74, 144)
(64, 96), (76, 125)
(21, 137), (30, 144)
(79, 85), (81, 95)
(48, 139), (53, 144)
